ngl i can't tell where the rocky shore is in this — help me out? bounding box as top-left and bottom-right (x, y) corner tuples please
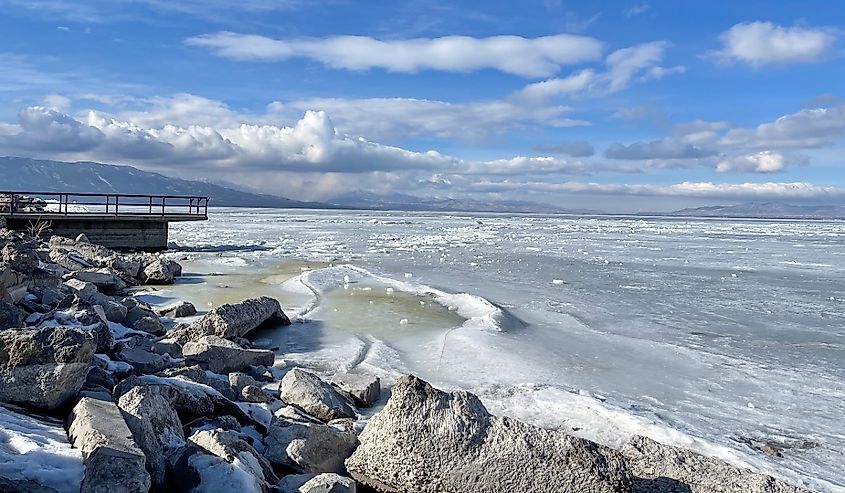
(0, 225), (819, 493)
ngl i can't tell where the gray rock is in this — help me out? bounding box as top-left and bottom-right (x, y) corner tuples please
(228, 371), (258, 393)
(117, 384), (185, 489)
(159, 365), (238, 401)
(345, 375), (631, 493)
(265, 417), (359, 474)
(64, 279), (127, 323)
(0, 326), (96, 409)
(182, 335), (274, 374)
(300, 474), (357, 493)
(279, 369), (356, 423)
(189, 428), (278, 488)
(116, 339), (173, 374)
(64, 269), (127, 294)
(242, 384), (274, 403)
(168, 445), (264, 493)
(123, 305), (157, 328)
(169, 296), (290, 344)
(0, 477), (59, 493)
(278, 474), (318, 493)
(0, 300), (25, 329)
(133, 316), (165, 336)
(141, 260), (174, 285)
(621, 435), (813, 493)
(115, 374), (249, 427)
(2, 243), (39, 273)
(331, 372), (381, 408)
(156, 300), (197, 318)
(67, 396), (151, 493)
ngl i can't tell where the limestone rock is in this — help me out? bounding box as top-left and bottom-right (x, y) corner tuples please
(189, 429), (278, 488)
(132, 316), (165, 336)
(168, 445), (264, 493)
(123, 305), (158, 329)
(141, 259), (175, 285)
(279, 369), (356, 423)
(67, 396), (151, 493)
(64, 269), (127, 294)
(265, 417), (359, 474)
(331, 372), (381, 408)
(621, 435), (813, 493)
(116, 339), (173, 374)
(0, 326), (96, 409)
(0, 300), (25, 329)
(182, 335), (274, 374)
(117, 384), (185, 489)
(170, 296), (290, 344)
(345, 375), (631, 493)
(300, 474), (357, 493)
(156, 300), (197, 318)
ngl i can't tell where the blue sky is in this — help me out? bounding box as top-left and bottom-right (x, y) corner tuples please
(0, 0), (843, 211)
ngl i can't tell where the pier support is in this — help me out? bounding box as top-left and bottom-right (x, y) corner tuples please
(5, 217), (171, 251)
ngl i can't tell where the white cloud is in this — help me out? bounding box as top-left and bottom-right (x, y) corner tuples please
(624, 4), (650, 17)
(468, 180), (844, 200)
(713, 22), (837, 67)
(715, 151), (787, 173)
(515, 41), (684, 101)
(185, 32), (604, 78)
(267, 97), (589, 141)
(720, 105), (845, 149)
(605, 139), (716, 160)
(0, 104), (599, 178)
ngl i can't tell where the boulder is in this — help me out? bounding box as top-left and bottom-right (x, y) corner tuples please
(159, 365), (237, 401)
(345, 375), (631, 493)
(67, 396), (151, 493)
(64, 269), (126, 294)
(279, 369), (356, 423)
(123, 305), (159, 329)
(2, 243), (39, 273)
(132, 316), (165, 336)
(265, 416), (359, 474)
(117, 384), (185, 489)
(242, 385), (274, 404)
(115, 375), (249, 427)
(141, 259), (175, 285)
(169, 296), (290, 344)
(300, 474), (357, 493)
(63, 279), (127, 323)
(621, 435), (813, 493)
(0, 326), (96, 409)
(168, 445), (265, 493)
(156, 300), (197, 318)
(331, 372), (381, 408)
(0, 300), (25, 329)
(189, 428), (279, 488)
(183, 335), (275, 374)
(116, 339), (173, 374)
(49, 236), (115, 266)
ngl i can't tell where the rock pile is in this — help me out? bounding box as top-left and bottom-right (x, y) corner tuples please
(0, 226), (818, 493)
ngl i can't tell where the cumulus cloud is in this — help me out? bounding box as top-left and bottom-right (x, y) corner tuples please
(0, 104), (601, 178)
(712, 22), (837, 66)
(605, 139), (716, 160)
(715, 151), (787, 173)
(468, 180), (844, 200)
(720, 105), (845, 149)
(515, 41), (684, 101)
(186, 32), (603, 78)
(267, 97), (589, 141)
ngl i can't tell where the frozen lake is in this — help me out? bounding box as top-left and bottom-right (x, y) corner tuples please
(163, 208), (845, 491)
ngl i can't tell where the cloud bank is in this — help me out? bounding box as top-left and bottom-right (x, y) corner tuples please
(186, 32), (603, 78)
(713, 22), (837, 66)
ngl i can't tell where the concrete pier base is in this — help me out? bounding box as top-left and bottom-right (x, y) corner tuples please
(5, 216), (177, 251)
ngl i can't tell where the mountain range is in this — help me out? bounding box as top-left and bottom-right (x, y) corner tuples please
(1, 157), (843, 218)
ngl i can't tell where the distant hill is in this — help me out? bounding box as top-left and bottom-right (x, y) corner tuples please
(329, 191), (600, 214)
(666, 202), (845, 219)
(0, 157), (332, 209)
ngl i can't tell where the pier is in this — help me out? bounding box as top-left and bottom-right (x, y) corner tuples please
(0, 191), (209, 251)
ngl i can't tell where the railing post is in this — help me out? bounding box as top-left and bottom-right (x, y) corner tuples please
(161, 197), (165, 216)
(9, 193), (15, 217)
(114, 195), (119, 217)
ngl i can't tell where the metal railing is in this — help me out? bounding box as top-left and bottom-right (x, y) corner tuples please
(0, 191), (209, 218)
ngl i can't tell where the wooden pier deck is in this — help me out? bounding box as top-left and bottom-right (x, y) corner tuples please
(1, 191), (209, 251)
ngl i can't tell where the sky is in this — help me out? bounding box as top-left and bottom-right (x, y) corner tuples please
(0, 0), (843, 212)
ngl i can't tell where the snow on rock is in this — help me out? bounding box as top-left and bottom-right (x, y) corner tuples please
(0, 404), (84, 493)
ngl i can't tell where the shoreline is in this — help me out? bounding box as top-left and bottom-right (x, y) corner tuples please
(0, 224), (837, 492)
